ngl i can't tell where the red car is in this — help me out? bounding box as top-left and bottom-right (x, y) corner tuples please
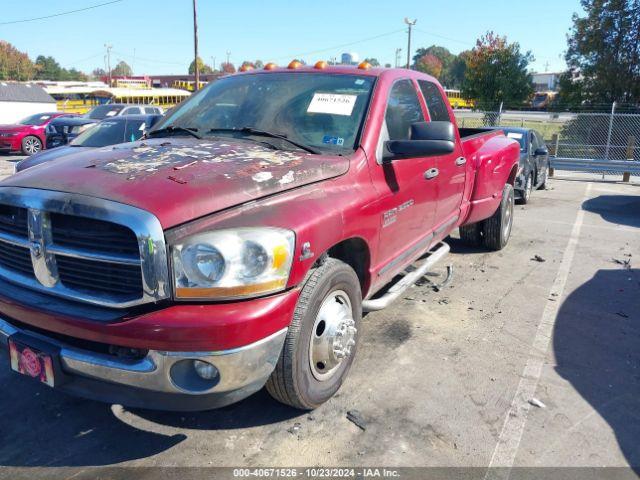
(0, 112), (72, 155)
(0, 65), (519, 411)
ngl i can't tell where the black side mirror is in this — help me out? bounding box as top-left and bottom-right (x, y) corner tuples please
(383, 121), (455, 162)
(534, 147), (548, 156)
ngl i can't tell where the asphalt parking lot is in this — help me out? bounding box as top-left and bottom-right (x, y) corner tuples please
(0, 157), (638, 472)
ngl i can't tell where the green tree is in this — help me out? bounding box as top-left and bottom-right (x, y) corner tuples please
(563, 0), (640, 105)
(461, 32), (534, 110)
(188, 57), (213, 75)
(413, 45), (462, 86)
(112, 60), (133, 76)
(254, 60), (264, 69)
(0, 41), (36, 81)
(34, 55), (62, 80)
(363, 58), (380, 67)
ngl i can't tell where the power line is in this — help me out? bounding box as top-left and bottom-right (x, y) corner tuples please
(0, 0), (124, 26)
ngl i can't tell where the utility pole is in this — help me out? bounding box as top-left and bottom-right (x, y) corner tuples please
(226, 51), (231, 65)
(404, 18), (417, 69)
(394, 48), (402, 68)
(211, 56), (216, 72)
(193, 0), (200, 91)
(104, 44), (113, 86)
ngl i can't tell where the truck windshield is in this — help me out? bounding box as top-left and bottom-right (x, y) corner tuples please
(151, 72), (375, 153)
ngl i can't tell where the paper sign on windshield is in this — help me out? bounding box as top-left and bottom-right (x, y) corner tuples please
(507, 132), (523, 140)
(307, 93), (357, 116)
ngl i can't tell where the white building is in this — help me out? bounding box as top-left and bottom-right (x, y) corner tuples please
(532, 72), (561, 92)
(0, 83), (57, 124)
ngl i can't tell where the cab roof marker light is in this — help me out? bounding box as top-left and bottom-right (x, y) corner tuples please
(358, 61), (372, 70)
(314, 61), (328, 69)
(288, 60), (303, 69)
(264, 63), (277, 70)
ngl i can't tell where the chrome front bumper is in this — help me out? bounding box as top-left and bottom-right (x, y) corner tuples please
(0, 318), (287, 410)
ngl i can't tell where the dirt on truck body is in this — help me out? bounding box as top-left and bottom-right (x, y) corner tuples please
(0, 65), (519, 411)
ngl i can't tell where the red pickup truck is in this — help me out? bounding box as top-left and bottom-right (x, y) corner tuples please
(0, 64), (519, 411)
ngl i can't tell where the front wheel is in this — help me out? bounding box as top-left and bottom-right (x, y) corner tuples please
(517, 174), (533, 205)
(21, 136), (42, 156)
(266, 258), (362, 410)
(538, 165), (549, 190)
(483, 184), (514, 251)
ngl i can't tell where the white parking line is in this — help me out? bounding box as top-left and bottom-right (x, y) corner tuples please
(486, 182), (592, 477)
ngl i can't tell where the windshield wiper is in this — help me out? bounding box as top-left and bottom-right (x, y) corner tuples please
(207, 127), (319, 154)
(147, 125), (202, 139)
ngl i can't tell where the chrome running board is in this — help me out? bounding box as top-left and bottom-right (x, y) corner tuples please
(362, 242), (450, 312)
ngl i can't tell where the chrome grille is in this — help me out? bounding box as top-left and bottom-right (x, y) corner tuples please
(0, 187), (169, 308)
(0, 243), (32, 276)
(57, 256), (143, 298)
(0, 205), (27, 237)
(50, 214), (140, 257)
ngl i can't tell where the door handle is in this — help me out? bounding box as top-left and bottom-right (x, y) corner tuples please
(424, 168), (439, 180)
(455, 156), (467, 166)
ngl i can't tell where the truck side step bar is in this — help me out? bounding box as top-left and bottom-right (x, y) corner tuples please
(362, 242), (450, 312)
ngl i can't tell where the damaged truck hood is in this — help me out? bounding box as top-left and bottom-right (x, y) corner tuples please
(2, 138), (349, 228)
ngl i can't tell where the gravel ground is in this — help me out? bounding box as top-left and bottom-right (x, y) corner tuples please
(0, 161), (638, 475)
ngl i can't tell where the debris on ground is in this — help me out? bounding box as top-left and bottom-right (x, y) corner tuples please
(528, 398), (547, 408)
(287, 422), (302, 434)
(612, 258), (632, 270)
(616, 311), (629, 318)
(346, 410), (367, 431)
(438, 298), (450, 305)
(531, 255), (546, 263)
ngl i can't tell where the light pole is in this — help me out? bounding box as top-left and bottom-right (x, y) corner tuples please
(104, 44), (112, 86)
(395, 48), (402, 68)
(193, 0), (200, 91)
(226, 51), (231, 66)
(404, 18), (417, 69)
(211, 56), (216, 72)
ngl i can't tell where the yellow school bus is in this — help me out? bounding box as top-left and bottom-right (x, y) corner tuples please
(445, 89), (474, 109)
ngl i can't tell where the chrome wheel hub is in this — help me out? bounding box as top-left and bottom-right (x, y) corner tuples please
(503, 191), (514, 241)
(25, 138), (40, 154)
(309, 290), (357, 381)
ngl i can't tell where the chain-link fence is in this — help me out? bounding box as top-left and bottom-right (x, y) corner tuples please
(454, 106), (640, 178)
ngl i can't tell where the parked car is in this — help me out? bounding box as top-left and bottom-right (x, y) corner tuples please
(0, 112), (73, 155)
(0, 65), (519, 411)
(85, 103), (164, 120)
(45, 116), (99, 149)
(16, 114), (163, 172)
(492, 127), (550, 204)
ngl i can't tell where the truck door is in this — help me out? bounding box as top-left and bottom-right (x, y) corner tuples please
(417, 80), (466, 231)
(373, 79), (438, 273)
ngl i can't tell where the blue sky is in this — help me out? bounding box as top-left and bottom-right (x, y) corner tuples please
(2, 0), (583, 76)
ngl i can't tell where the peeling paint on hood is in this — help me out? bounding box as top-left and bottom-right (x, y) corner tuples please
(2, 137), (349, 228)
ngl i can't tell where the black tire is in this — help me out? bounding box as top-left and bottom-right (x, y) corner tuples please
(266, 258), (362, 410)
(538, 165), (549, 190)
(21, 136), (42, 156)
(516, 174), (533, 205)
(459, 223), (483, 246)
(483, 183), (514, 251)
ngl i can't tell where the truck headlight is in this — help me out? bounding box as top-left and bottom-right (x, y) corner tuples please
(171, 227), (295, 300)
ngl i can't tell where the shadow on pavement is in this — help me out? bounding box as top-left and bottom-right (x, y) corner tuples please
(553, 268), (640, 469)
(132, 388), (303, 430)
(0, 371), (300, 466)
(582, 195), (640, 228)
